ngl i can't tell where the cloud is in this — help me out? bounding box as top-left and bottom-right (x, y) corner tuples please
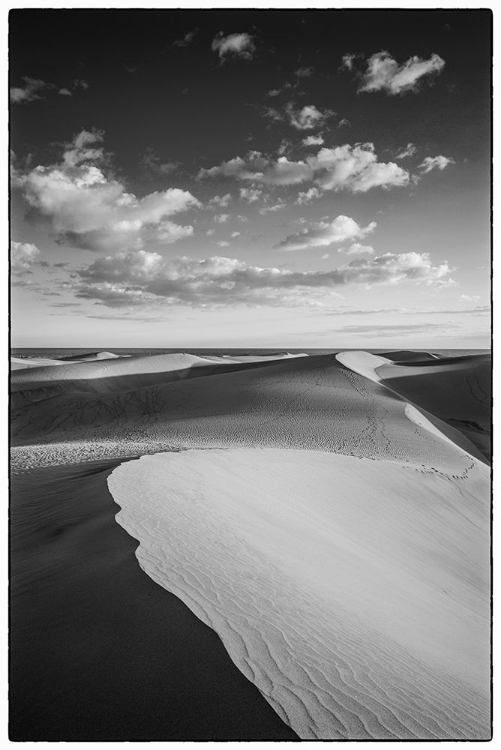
(338, 119), (351, 128)
(73, 79), (89, 90)
(341, 53), (358, 71)
(339, 242), (375, 255)
(141, 148), (179, 177)
(340, 322), (451, 335)
(295, 66), (314, 78)
(216, 240), (231, 247)
(295, 187), (321, 205)
(418, 155), (455, 173)
(209, 193), (232, 208)
(10, 77), (52, 103)
(276, 215), (376, 252)
(11, 241), (41, 271)
(356, 51), (445, 95)
(173, 29), (198, 47)
(59, 88), (72, 97)
(73, 249), (455, 308)
(309, 143), (410, 192)
(259, 200), (286, 214)
(13, 130), (200, 252)
(214, 213), (230, 223)
(211, 32), (255, 61)
(239, 187), (262, 203)
(201, 143), (410, 193)
(287, 103), (333, 130)
(231, 231), (241, 238)
(395, 143), (417, 160)
(199, 151), (313, 186)
(302, 133), (324, 146)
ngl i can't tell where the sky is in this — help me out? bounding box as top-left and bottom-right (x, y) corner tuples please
(10, 8), (491, 349)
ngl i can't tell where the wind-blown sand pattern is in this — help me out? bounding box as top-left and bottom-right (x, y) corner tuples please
(10, 349), (491, 739)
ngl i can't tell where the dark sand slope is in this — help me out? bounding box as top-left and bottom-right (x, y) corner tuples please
(377, 353), (491, 461)
(10, 460), (298, 741)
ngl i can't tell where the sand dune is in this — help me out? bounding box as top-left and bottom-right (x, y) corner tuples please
(10, 348), (491, 739)
(110, 449), (490, 739)
(11, 350), (123, 370)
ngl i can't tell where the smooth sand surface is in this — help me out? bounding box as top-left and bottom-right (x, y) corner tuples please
(10, 348), (491, 739)
(110, 449), (490, 739)
(9, 459), (298, 741)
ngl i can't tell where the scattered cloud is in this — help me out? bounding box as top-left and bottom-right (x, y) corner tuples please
(395, 143), (417, 160)
(209, 193), (232, 208)
(302, 133), (324, 146)
(141, 147), (179, 177)
(73, 79), (89, 90)
(206, 228), (215, 236)
(201, 143), (410, 193)
(277, 139), (292, 156)
(309, 143), (410, 192)
(199, 151), (313, 186)
(287, 103), (333, 130)
(58, 88), (72, 97)
(259, 200), (286, 214)
(10, 77), (52, 104)
(418, 155), (455, 173)
(231, 231), (241, 238)
(239, 187), (262, 203)
(348, 50), (445, 95)
(295, 66), (314, 78)
(13, 130), (200, 252)
(173, 29), (198, 47)
(216, 240), (231, 247)
(338, 118), (351, 128)
(340, 322), (452, 334)
(214, 213), (230, 223)
(11, 241), (41, 271)
(267, 83), (293, 97)
(276, 215), (376, 252)
(73, 249), (455, 309)
(295, 187), (321, 205)
(211, 32), (255, 61)
(321, 254), (330, 260)
(339, 242), (375, 256)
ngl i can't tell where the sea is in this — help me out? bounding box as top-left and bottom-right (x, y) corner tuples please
(11, 347), (491, 360)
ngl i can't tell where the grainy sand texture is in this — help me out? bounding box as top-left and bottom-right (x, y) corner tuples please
(10, 349), (491, 740)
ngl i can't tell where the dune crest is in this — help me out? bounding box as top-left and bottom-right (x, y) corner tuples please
(109, 448), (490, 739)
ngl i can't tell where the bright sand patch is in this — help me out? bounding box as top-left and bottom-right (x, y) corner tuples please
(108, 448), (490, 739)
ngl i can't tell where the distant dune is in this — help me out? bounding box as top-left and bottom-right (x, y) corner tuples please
(10, 349), (491, 739)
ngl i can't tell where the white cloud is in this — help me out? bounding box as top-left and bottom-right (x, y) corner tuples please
(206, 228), (215, 236)
(341, 53), (357, 71)
(59, 88), (72, 97)
(13, 130), (200, 252)
(276, 215), (376, 251)
(11, 241), (41, 271)
(201, 143), (410, 193)
(295, 66), (314, 78)
(321, 254), (330, 260)
(141, 148), (179, 177)
(216, 240), (231, 247)
(395, 143), (417, 160)
(296, 187), (321, 205)
(214, 213), (230, 223)
(239, 187), (262, 203)
(231, 231), (241, 238)
(199, 151), (313, 186)
(338, 242), (375, 255)
(418, 155), (455, 173)
(73, 79), (89, 90)
(277, 140), (292, 156)
(287, 103), (333, 130)
(338, 119), (351, 128)
(211, 32), (255, 61)
(259, 200), (286, 214)
(73, 249), (454, 308)
(309, 143), (410, 192)
(173, 29), (198, 47)
(209, 193), (232, 208)
(358, 51), (445, 95)
(10, 77), (52, 104)
(302, 133), (324, 146)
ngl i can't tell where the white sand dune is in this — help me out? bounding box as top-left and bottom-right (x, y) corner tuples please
(11, 348), (491, 738)
(109, 448), (490, 739)
(11, 350), (122, 370)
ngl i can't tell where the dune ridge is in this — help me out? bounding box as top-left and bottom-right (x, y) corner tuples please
(109, 449), (490, 739)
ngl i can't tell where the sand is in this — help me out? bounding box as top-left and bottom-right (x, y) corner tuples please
(10, 348), (491, 740)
